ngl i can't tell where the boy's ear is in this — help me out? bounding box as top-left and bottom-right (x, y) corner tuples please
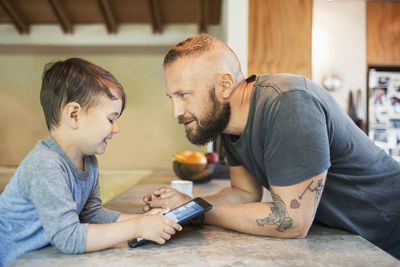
(63, 102), (81, 130)
(217, 73), (234, 99)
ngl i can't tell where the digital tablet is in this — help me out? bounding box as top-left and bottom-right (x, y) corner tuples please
(128, 197), (212, 248)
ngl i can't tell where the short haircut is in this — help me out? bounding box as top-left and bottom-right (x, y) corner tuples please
(40, 58), (125, 131)
(163, 34), (214, 67)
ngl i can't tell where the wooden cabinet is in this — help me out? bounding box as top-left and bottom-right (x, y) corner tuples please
(248, 0), (312, 78)
(367, 2), (400, 65)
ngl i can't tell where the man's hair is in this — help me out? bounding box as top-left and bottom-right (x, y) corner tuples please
(163, 34), (214, 67)
(40, 58), (125, 131)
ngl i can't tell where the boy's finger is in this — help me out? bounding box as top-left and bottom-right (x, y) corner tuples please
(155, 237), (166, 245)
(160, 232), (171, 241)
(164, 225), (177, 235)
(166, 220), (182, 231)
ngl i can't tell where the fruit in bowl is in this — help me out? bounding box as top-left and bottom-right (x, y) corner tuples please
(173, 150), (207, 172)
(173, 150), (220, 183)
(205, 152), (219, 163)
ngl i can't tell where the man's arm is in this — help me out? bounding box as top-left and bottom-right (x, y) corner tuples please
(145, 165), (326, 238)
(205, 170), (327, 238)
(143, 165), (263, 211)
(203, 165), (264, 204)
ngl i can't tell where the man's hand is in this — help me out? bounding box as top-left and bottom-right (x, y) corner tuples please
(143, 187), (192, 212)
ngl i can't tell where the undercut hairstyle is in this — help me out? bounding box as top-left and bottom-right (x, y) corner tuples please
(163, 34), (214, 68)
(40, 58), (125, 131)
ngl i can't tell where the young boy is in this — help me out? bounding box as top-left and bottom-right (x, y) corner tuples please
(0, 58), (181, 266)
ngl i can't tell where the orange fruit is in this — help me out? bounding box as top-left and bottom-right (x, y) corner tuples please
(179, 150), (193, 158)
(186, 152), (207, 165)
(173, 150), (193, 163)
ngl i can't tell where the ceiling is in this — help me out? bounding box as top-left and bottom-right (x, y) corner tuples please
(0, 0), (222, 34)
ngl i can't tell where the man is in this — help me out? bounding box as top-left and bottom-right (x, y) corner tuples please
(143, 34), (400, 259)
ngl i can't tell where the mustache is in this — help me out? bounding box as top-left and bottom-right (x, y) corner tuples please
(178, 116), (196, 124)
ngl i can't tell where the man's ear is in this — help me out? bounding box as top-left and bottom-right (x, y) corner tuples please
(63, 102), (81, 130)
(218, 73), (234, 99)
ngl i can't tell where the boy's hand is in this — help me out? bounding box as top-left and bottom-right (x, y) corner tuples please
(136, 214), (182, 244)
(143, 187), (192, 212)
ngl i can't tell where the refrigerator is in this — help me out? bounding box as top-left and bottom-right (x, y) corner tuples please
(368, 66), (400, 161)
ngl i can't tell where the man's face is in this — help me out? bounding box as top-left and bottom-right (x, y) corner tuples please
(165, 58), (231, 146)
(179, 87), (230, 145)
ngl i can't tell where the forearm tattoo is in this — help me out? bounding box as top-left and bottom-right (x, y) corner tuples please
(290, 179), (324, 217)
(256, 190), (293, 232)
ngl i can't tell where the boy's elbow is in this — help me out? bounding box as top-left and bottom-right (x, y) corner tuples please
(52, 236), (85, 255)
(55, 243), (84, 255)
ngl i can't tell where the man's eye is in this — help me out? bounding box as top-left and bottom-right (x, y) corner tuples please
(180, 93), (188, 98)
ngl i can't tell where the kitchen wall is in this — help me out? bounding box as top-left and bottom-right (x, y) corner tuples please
(0, 23), (225, 170)
(312, 0), (367, 118)
(0, 1), (247, 170)
(0, 52), (209, 169)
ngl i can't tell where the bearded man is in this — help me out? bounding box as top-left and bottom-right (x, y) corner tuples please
(143, 34), (400, 259)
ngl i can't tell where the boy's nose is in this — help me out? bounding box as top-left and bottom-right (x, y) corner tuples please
(112, 121), (120, 134)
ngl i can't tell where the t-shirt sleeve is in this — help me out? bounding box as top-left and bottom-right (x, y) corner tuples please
(79, 179), (121, 224)
(264, 90), (331, 186)
(19, 155), (88, 254)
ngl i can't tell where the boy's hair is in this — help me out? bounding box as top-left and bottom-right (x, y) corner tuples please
(163, 34), (214, 68)
(40, 58), (125, 131)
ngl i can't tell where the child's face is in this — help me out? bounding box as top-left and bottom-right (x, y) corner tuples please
(77, 89), (123, 156)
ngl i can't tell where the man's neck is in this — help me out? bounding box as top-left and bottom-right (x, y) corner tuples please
(223, 77), (255, 136)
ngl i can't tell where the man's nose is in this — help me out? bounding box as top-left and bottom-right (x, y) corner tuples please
(172, 100), (185, 118)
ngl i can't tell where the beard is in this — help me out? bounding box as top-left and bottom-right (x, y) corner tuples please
(179, 88), (231, 146)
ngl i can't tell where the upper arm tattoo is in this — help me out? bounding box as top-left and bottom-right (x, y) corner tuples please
(290, 179), (324, 217)
(256, 190), (293, 232)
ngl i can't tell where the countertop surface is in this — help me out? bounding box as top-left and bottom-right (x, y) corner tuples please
(8, 170), (400, 267)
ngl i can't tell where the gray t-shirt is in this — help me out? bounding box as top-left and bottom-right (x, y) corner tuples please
(0, 136), (121, 265)
(222, 74), (400, 258)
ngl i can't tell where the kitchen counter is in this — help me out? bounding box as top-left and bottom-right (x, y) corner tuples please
(8, 170), (400, 266)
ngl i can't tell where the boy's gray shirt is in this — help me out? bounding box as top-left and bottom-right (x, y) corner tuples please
(0, 136), (121, 265)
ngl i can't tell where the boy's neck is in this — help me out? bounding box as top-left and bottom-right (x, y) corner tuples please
(50, 130), (85, 171)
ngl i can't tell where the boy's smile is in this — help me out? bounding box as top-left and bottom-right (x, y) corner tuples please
(77, 89), (122, 157)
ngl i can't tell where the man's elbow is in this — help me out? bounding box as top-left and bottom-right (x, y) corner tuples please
(287, 222), (311, 239)
(273, 222), (311, 239)
(292, 227), (309, 238)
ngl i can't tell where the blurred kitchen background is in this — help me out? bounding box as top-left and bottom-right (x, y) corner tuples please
(0, 0), (399, 170)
